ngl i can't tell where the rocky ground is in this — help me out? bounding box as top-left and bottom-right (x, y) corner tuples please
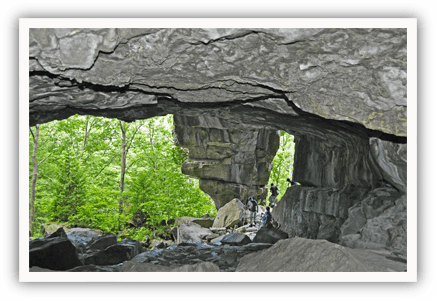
(29, 198), (406, 272)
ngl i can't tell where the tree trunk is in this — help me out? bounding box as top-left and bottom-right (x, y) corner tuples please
(30, 125), (40, 234)
(119, 120), (126, 193)
(118, 120), (127, 228)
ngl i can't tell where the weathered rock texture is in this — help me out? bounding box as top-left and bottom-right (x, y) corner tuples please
(29, 28), (406, 136)
(174, 115), (279, 208)
(236, 237), (407, 272)
(28, 28), (408, 256)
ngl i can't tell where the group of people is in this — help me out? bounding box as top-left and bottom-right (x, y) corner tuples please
(246, 179), (300, 228)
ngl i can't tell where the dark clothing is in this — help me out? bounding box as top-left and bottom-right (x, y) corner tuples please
(261, 211), (273, 227)
(248, 199), (258, 212)
(270, 185), (279, 196)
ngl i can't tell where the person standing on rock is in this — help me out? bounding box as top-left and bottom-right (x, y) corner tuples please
(269, 183), (279, 209)
(261, 206), (273, 228)
(247, 197), (258, 227)
(287, 178), (300, 187)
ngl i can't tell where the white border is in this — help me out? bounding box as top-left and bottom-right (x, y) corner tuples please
(19, 18), (417, 282)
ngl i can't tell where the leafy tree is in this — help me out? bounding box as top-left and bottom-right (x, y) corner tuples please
(50, 147), (87, 222)
(29, 114), (217, 240)
(268, 131), (295, 203)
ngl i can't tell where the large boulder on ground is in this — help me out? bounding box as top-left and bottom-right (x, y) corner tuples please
(236, 237), (407, 272)
(85, 233), (118, 252)
(82, 238), (142, 266)
(29, 237), (83, 271)
(149, 239), (175, 250)
(252, 224), (288, 244)
(66, 228), (102, 250)
(339, 192), (407, 258)
(175, 216), (197, 225)
(177, 222), (213, 244)
(130, 249), (164, 263)
(220, 233), (252, 246)
(317, 220), (341, 243)
(192, 217), (215, 228)
(47, 227), (68, 238)
(212, 198), (245, 228)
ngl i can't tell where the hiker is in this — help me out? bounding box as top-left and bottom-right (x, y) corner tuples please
(247, 196), (258, 227)
(269, 183), (279, 209)
(287, 178), (300, 187)
(261, 206), (273, 228)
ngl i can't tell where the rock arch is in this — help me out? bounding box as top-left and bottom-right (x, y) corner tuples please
(28, 28), (407, 254)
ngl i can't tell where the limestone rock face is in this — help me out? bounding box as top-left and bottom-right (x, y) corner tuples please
(174, 114), (279, 208)
(29, 28), (406, 137)
(370, 138), (407, 193)
(340, 193), (407, 258)
(236, 237), (407, 272)
(272, 186), (354, 241)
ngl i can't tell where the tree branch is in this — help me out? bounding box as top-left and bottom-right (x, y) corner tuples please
(94, 154), (118, 179)
(37, 152), (53, 167)
(126, 123), (143, 153)
(29, 126), (35, 143)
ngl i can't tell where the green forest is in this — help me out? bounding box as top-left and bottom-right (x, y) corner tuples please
(29, 114), (294, 245)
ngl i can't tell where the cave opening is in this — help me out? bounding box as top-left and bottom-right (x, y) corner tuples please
(267, 130), (295, 206)
(29, 113), (217, 240)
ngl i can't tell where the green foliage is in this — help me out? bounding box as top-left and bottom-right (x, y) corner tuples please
(50, 147), (87, 222)
(268, 131), (295, 202)
(68, 183), (121, 232)
(29, 114), (217, 239)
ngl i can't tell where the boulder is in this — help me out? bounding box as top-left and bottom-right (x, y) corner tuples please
(192, 218), (214, 228)
(212, 198), (244, 228)
(209, 227), (227, 235)
(85, 233), (118, 252)
(220, 233), (252, 246)
(339, 193), (407, 257)
(130, 249), (164, 263)
(340, 205), (368, 236)
(177, 222), (213, 244)
(83, 239), (142, 266)
(209, 234), (228, 245)
(317, 220), (340, 243)
(236, 237), (407, 272)
(29, 237), (83, 271)
(47, 227), (68, 238)
(199, 233), (220, 242)
(175, 216), (197, 226)
(252, 224), (288, 244)
(149, 239), (174, 250)
(66, 228), (102, 252)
